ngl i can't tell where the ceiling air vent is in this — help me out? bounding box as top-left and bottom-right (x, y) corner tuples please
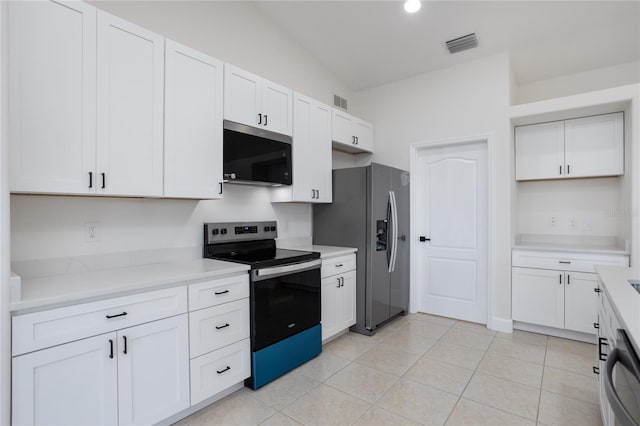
(445, 33), (478, 54)
(333, 94), (348, 111)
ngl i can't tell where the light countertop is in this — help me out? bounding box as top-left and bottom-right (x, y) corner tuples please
(513, 234), (629, 256)
(11, 259), (249, 314)
(289, 245), (357, 259)
(596, 266), (640, 352)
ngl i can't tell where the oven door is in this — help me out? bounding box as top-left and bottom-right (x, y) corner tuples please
(251, 260), (321, 351)
(605, 329), (640, 426)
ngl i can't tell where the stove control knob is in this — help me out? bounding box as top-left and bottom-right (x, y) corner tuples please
(270, 226), (276, 232)
(264, 226), (270, 232)
(212, 228), (219, 235)
(220, 228), (227, 235)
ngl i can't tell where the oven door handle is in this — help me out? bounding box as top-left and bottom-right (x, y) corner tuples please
(252, 259), (322, 282)
(605, 347), (640, 426)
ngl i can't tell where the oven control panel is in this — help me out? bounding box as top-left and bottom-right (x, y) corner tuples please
(204, 221), (277, 243)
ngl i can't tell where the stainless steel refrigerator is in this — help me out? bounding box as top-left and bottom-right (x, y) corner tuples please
(313, 163), (409, 335)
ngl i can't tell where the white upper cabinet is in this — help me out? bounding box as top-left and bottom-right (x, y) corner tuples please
(272, 93), (332, 203)
(515, 112), (624, 181)
(331, 108), (373, 153)
(224, 64), (293, 136)
(515, 121), (564, 180)
(262, 80), (294, 136)
(9, 0), (97, 194)
(223, 65), (261, 129)
(564, 112), (624, 178)
(164, 40), (224, 199)
(96, 11), (165, 197)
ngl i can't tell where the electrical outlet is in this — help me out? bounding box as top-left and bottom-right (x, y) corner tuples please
(85, 222), (100, 242)
(583, 218), (593, 231)
(549, 216), (557, 228)
(568, 218), (576, 231)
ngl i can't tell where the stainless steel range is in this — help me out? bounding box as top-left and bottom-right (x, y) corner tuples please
(203, 221), (321, 389)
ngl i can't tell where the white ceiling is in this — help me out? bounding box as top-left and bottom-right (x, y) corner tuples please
(253, 1), (640, 91)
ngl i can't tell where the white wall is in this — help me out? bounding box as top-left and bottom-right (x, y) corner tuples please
(0, 2), (10, 423)
(350, 53), (513, 330)
(516, 177), (624, 237)
(11, 187), (312, 262)
(11, 1), (353, 264)
(515, 60), (640, 105)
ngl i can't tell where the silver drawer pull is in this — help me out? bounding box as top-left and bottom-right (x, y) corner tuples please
(215, 323), (230, 330)
(335, 264), (344, 267)
(558, 261), (571, 264)
(214, 290), (229, 295)
(106, 311), (127, 319)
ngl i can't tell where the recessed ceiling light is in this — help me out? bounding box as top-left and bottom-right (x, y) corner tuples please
(404, 0), (421, 13)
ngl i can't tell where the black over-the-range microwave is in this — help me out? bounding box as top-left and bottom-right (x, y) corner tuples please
(223, 120), (292, 186)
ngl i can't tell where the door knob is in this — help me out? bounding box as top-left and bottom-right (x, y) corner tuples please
(419, 236), (430, 242)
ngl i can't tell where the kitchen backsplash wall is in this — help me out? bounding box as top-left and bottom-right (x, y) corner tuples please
(516, 177), (627, 238)
(10, 186), (311, 262)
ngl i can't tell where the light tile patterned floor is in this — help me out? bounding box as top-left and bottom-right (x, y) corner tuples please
(177, 313), (601, 426)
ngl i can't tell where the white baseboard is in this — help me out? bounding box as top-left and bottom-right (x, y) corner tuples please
(514, 321), (597, 344)
(489, 317), (513, 333)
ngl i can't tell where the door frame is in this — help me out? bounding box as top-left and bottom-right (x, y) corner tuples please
(409, 133), (495, 328)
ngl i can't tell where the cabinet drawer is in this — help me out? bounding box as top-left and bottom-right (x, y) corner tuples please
(189, 298), (250, 358)
(189, 274), (249, 311)
(321, 254), (356, 278)
(512, 250), (628, 273)
(13, 286), (188, 356)
(190, 338), (250, 405)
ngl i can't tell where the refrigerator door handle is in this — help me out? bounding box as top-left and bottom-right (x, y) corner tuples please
(386, 194), (392, 269)
(389, 191), (399, 273)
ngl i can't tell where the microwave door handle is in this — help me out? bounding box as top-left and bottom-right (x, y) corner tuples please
(605, 348), (640, 426)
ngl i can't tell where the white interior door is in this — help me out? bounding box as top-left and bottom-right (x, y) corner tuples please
(416, 141), (488, 323)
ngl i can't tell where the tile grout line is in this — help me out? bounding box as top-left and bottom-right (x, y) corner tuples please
(441, 331), (496, 425)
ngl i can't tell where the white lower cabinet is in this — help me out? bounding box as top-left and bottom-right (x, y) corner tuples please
(187, 275), (251, 405)
(321, 254), (357, 342)
(512, 267), (565, 329)
(190, 338), (250, 405)
(512, 249), (628, 334)
(12, 314), (189, 426)
(117, 315), (190, 426)
(12, 333), (118, 426)
(11, 272), (253, 426)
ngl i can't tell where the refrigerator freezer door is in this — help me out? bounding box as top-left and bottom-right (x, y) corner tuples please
(369, 164), (392, 329)
(390, 167), (410, 318)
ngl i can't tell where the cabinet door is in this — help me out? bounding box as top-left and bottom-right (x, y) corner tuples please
(332, 108), (354, 146)
(512, 267), (564, 328)
(565, 272), (599, 334)
(223, 64), (262, 128)
(312, 101), (333, 203)
(96, 11), (164, 197)
(564, 112), (624, 178)
(117, 315), (189, 426)
(290, 93), (314, 202)
(164, 40), (223, 199)
(262, 79), (293, 136)
(321, 276), (339, 341)
(12, 332), (118, 426)
(354, 118), (374, 153)
(337, 271), (357, 331)
(515, 121), (565, 181)
(9, 0), (96, 194)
